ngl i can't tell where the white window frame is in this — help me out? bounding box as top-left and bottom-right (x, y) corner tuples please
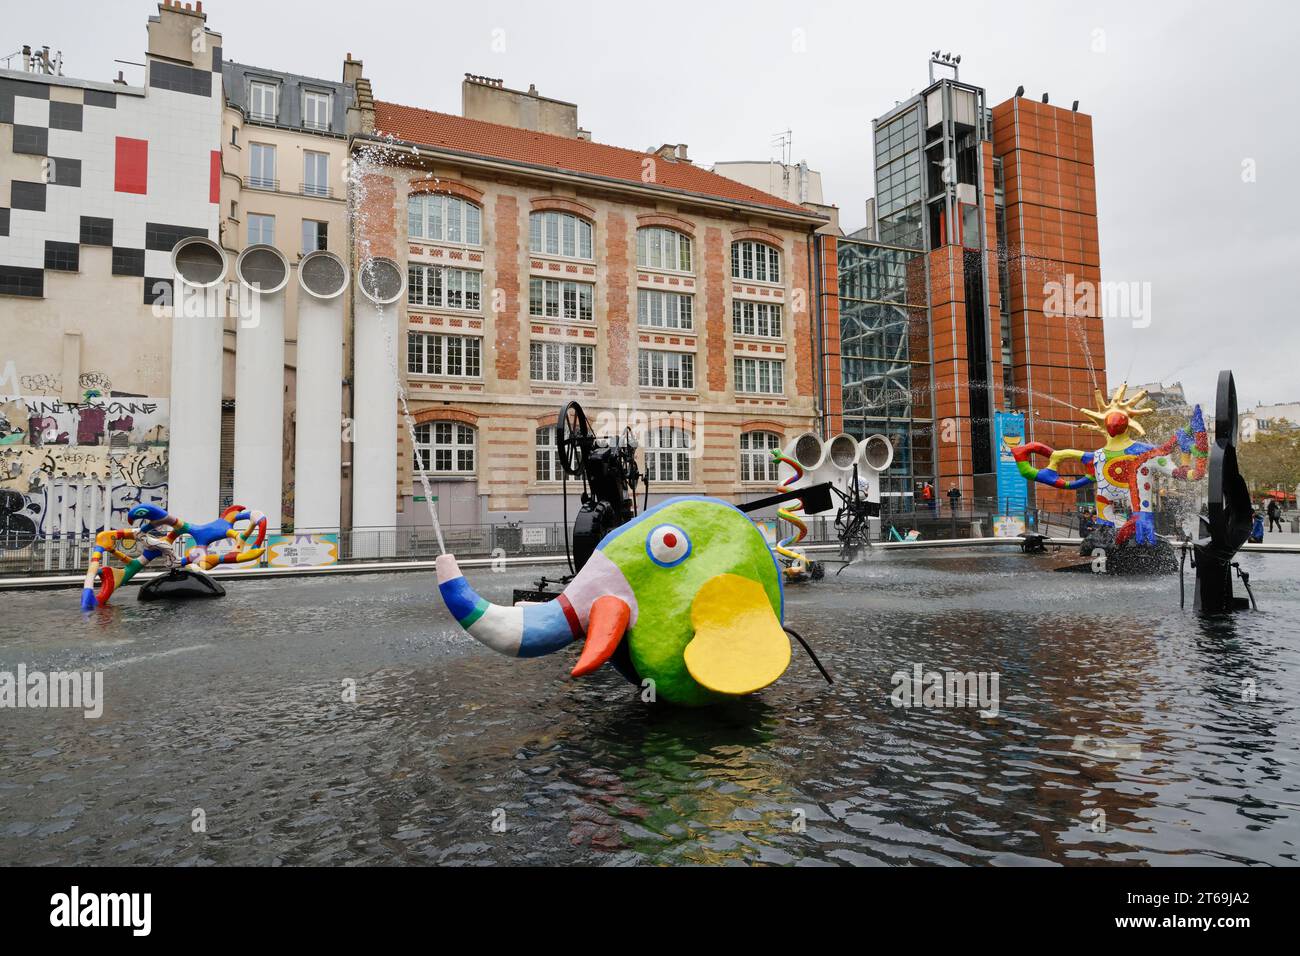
(248, 142), (276, 190)
(636, 227), (692, 272)
(528, 211), (594, 260)
(734, 357), (785, 395)
(407, 332), (482, 379)
(731, 240), (782, 284)
(638, 349), (695, 391)
(247, 213), (274, 246)
(535, 425), (561, 482)
(407, 264), (483, 312)
(413, 422), (476, 475)
(249, 81), (278, 122)
(637, 289), (693, 331)
(407, 194), (483, 246)
(645, 427), (692, 483)
(529, 278), (594, 322)
(731, 299), (782, 338)
(301, 219), (327, 254)
(740, 430), (782, 483)
(529, 341), (595, 385)
(302, 90), (332, 131)
(303, 150), (329, 197)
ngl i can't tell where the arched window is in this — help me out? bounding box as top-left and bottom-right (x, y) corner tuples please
(407, 193), (482, 245)
(637, 227), (692, 272)
(529, 210), (593, 260)
(739, 430), (781, 483)
(731, 240), (781, 283)
(645, 427), (692, 483)
(413, 422), (476, 475)
(535, 426), (560, 482)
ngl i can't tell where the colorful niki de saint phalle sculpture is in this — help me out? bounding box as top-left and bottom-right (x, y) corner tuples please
(436, 497), (791, 706)
(1012, 384), (1207, 548)
(81, 503), (268, 610)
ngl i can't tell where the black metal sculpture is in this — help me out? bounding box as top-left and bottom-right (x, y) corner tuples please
(1190, 370), (1255, 613)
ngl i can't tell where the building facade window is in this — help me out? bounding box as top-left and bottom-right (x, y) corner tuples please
(302, 90), (332, 131)
(636, 227), (692, 272)
(740, 430), (782, 482)
(637, 289), (693, 330)
(731, 300), (782, 338)
(407, 264), (482, 311)
(303, 150), (329, 197)
(731, 240), (781, 283)
(530, 342), (595, 385)
(301, 219), (327, 253)
(535, 426), (560, 482)
(407, 194), (482, 246)
(638, 350), (695, 390)
(407, 332), (482, 378)
(529, 278), (593, 322)
(645, 427), (692, 483)
(529, 210), (593, 260)
(734, 357), (784, 395)
(249, 81), (278, 122)
(247, 213), (274, 245)
(249, 143), (276, 189)
(413, 422), (475, 475)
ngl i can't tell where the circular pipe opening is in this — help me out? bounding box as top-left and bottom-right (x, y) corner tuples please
(235, 244), (290, 294)
(170, 237), (227, 288)
(298, 250), (349, 299)
(357, 257), (404, 304)
(860, 434), (894, 472)
(827, 433), (859, 470)
(791, 432), (826, 471)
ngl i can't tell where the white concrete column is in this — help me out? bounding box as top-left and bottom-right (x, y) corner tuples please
(293, 251), (349, 534)
(233, 245), (289, 533)
(168, 238), (227, 521)
(351, 257), (403, 557)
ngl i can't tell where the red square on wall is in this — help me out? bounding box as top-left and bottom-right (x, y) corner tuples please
(115, 137), (148, 194)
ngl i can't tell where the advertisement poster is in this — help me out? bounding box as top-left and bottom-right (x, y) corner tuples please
(267, 533), (340, 568)
(993, 411), (1028, 514)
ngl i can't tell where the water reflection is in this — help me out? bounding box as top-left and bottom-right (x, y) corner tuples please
(1, 551), (1297, 866)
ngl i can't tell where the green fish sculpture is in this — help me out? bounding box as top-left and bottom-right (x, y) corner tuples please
(436, 496), (791, 706)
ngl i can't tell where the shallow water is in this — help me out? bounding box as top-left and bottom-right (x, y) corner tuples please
(1, 548), (1298, 866)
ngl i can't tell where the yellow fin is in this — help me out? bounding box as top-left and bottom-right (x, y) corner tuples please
(684, 574), (790, 696)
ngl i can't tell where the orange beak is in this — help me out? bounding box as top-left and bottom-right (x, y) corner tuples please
(570, 594), (631, 678)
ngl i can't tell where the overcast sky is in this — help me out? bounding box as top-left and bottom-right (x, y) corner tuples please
(8, 0), (1298, 410)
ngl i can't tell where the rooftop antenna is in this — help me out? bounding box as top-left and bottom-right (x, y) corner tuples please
(770, 129), (792, 199)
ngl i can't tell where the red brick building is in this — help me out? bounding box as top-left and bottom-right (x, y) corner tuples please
(348, 74), (826, 526)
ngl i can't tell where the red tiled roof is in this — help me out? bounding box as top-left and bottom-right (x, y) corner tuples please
(373, 101), (819, 219)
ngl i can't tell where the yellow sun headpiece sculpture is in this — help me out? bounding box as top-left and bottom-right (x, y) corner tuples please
(1079, 383), (1155, 439)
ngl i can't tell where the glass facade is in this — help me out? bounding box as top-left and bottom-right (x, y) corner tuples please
(872, 107), (923, 249)
(837, 239), (934, 499)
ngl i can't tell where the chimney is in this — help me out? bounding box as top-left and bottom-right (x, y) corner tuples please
(675, 143), (690, 163)
(654, 144), (678, 162)
(461, 74), (580, 138)
(344, 54), (374, 135)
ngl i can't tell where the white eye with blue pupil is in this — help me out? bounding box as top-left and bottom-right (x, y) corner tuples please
(647, 524), (691, 567)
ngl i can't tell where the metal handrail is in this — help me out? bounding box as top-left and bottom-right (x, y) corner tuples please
(244, 176), (278, 191)
(299, 182), (332, 198)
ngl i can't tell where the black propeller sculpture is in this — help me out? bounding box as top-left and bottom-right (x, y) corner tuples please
(1191, 370), (1255, 613)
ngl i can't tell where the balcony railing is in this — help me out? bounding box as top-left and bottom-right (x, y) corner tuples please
(303, 119), (332, 132)
(248, 111), (277, 123)
(300, 182), (332, 198)
(244, 176), (278, 191)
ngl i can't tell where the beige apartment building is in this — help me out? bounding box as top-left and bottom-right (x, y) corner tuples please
(345, 74), (828, 528)
(217, 57), (354, 519)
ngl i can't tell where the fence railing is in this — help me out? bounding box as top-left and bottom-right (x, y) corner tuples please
(0, 504), (1183, 578)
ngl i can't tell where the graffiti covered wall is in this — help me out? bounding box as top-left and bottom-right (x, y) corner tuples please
(0, 389), (169, 536)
